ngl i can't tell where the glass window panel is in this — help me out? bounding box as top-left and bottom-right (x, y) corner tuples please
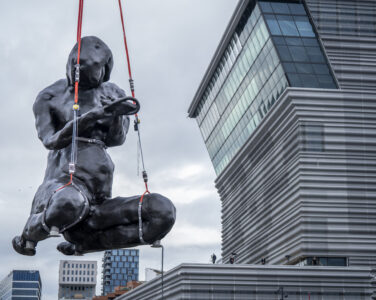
(306, 46), (325, 62)
(254, 3), (261, 18)
(250, 12), (257, 29)
(276, 15), (299, 36)
(294, 16), (315, 37)
(260, 22), (270, 41)
(283, 62), (296, 73)
(319, 257), (328, 266)
(265, 14), (282, 35)
(253, 33), (261, 52)
(289, 46), (309, 62)
(301, 74), (319, 87)
(295, 63), (313, 74)
(270, 49), (280, 66)
(313, 63), (330, 75)
(288, 3), (306, 15)
(318, 75), (336, 88)
(287, 73), (302, 86)
(259, 2), (273, 13)
(271, 2), (290, 14)
(302, 38), (318, 47)
(285, 37), (303, 46)
(327, 258), (347, 266)
(276, 45), (292, 61)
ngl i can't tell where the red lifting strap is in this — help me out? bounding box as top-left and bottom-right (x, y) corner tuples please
(118, 0), (150, 195)
(74, 0), (84, 105)
(118, 0), (135, 98)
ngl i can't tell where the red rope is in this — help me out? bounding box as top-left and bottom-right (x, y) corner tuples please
(76, 0), (83, 42)
(139, 187), (151, 204)
(56, 174), (73, 192)
(118, 0), (135, 98)
(74, 0), (84, 104)
(118, 0), (150, 199)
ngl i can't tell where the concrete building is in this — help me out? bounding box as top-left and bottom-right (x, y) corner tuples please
(188, 0), (376, 267)
(0, 270), (42, 300)
(101, 249), (139, 295)
(116, 0), (376, 299)
(58, 260), (97, 300)
(117, 264), (375, 300)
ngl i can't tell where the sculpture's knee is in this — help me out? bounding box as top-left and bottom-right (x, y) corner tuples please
(45, 186), (87, 230)
(145, 193), (176, 234)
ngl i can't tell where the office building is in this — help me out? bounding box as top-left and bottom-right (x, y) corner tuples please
(188, 0), (376, 266)
(102, 249), (139, 295)
(0, 270), (42, 300)
(58, 260), (97, 300)
(112, 0), (376, 298)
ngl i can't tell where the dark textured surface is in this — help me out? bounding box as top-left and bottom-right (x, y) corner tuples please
(12, 36), (176, 256)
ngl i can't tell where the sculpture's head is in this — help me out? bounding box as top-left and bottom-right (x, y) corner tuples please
(66, 36), (113, 88)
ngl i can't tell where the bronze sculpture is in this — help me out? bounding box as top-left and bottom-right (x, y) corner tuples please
(12, 36), (176, 256)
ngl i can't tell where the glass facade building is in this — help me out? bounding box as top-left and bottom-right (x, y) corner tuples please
(0, 270), (42, 300)
(190, 0), (336, 175)
(102, 249), (139, 295)
(189, 0), (376, 269)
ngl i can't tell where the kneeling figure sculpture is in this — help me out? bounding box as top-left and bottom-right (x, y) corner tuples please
(12, 36), (176, 256)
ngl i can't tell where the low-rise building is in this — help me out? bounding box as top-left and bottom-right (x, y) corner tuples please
(58, 260), (97, 300)
(117, 264), (375, 300)
(93, 282), (143, 300)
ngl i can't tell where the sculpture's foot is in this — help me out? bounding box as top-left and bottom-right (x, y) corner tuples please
(57, 242), (84, 256)
(57, 242), (77, 256)
(12, 236), (36, 256)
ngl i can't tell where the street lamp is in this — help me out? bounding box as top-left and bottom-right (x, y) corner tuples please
(151, 240), (164, 300)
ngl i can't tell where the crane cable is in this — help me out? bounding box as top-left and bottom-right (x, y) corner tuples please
(118, 0), (150, 244)
(56, 0), (84, 190)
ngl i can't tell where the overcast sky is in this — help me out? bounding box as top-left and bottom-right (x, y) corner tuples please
(0, 0), (239, 299)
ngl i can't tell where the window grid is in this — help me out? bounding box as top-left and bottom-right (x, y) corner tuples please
(260, 1), (337, 89)
(199, 9), (267, 144)
(198, 3), (293, 175)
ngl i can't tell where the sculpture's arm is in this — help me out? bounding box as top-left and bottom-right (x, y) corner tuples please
(102, 83), (132, 147)
(105, 115), (130, 147)
(33, 93), (108, 150)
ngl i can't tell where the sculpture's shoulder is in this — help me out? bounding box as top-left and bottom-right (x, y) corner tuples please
(100, 82), (126, 99)
(35, 79), (68, 104)
(34, 79), (68, 113)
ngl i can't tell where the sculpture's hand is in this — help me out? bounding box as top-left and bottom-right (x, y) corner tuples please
(81, 106), (112, 122)
(103, 97), (140, 116)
